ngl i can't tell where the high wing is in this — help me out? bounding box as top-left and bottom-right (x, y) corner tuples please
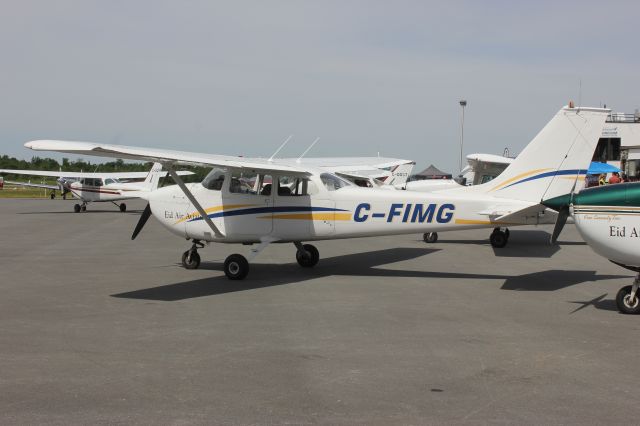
(0, 168), (193, 179)
(25, 140), (311, 176)
(3, 180), (58, 190)
(335, 169), (391, 182)
(296, 157), (415, 184)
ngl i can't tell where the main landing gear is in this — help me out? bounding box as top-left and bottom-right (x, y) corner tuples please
(423, 232), (438, 243)
(179, 239), (321, 280)
(74, 202), (87, 213)
(490, 227), (510, 248)
(112, 201), (127, 212)
(616, 274), (640, 314)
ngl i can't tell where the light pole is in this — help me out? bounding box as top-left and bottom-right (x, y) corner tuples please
(459, 99), (467, 172)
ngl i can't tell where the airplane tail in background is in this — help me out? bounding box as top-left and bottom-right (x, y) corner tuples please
(143, 162), (166, 191)
(386, 162), (415, 186)
(454, 106), (609, 203)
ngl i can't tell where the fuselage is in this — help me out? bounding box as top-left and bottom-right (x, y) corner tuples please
(563, 183), (640, 267)
(148, 169), (543, 244)
(69, 178), (149, 202)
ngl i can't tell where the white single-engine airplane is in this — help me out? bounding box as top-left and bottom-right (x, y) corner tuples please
(0, 164), (194, 212)
(26, 105), (608, 280)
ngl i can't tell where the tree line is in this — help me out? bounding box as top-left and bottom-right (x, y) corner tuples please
(0, 155), (210, 182)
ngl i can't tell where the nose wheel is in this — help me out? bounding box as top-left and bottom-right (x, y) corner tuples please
(490, 227), (509, 248)
(616, 275), (640, 314)
(181, 240), (204, 269)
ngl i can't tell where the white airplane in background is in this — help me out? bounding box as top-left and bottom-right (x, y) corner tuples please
(0, 164), (194, 213)
(26, 105), (608, 280)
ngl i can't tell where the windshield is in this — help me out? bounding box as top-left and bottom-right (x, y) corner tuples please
(320, 173), (351, 191)
(202, 168), (226, 190)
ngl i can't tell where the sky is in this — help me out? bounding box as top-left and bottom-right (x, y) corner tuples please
(0, 0), (638, 174)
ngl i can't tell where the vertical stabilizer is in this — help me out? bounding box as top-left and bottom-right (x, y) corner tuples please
(143, 162), (166, 190)
(463, 106), (609, 202)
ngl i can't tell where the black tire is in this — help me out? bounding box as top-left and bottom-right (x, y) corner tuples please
(490, 231), (508, 248)
(616, 285), (640, 314)
(296, 244), (319, 267)
(81, 205), (87, 212)
(423, 232), (438, 243)
(224, 254), (249, 280)
(181, 250), (201, 270)
(50, 193), (55, 199)
(120, 203), (127, 213)
(74, 204), (81, 213)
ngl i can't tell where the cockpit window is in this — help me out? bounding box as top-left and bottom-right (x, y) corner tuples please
(320, 173), (350, 191)
(202, 168), (226, 191)
(104, 178), (116, 185)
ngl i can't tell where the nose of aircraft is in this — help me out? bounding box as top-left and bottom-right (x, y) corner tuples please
(147, 184), (190, 238)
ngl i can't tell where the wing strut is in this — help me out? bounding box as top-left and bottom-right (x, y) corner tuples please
(166, 165), (224, 238)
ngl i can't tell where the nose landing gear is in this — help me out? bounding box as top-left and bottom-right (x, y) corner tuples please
(181, 240), (204, 269)
(616, 274), (640, 314)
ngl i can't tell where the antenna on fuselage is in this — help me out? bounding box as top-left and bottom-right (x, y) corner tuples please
(296, 137), (320, 163)
(268, 135), (293, 162)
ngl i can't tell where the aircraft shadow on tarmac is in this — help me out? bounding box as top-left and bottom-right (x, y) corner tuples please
(567, 293), (620, 313)
(111, 247), (628, 302)
(425, 230), (586, 259)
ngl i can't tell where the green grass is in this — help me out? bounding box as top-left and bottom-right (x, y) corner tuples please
(0, 187), (66, 199)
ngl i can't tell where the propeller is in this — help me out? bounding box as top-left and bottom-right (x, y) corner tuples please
(550, 205), (570, 244)
(131, 203), (152, 240)
(549, 170), (581, 244)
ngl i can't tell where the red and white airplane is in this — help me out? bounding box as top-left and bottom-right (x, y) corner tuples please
(0, 164), (194, 212)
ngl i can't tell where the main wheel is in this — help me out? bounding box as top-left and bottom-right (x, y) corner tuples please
(119, 203), (127, 213)
(296, 244), (319, 267)
(616, 285), (640, 314)
(181, 250), (201, 269)
(81, 205), (87, 212)
(423, 232), (438, 243)
(490, 231), (508, 248)
(224, 254), (249, 280)
(50, 192), (55, 199)
(74, 204), (81, 213)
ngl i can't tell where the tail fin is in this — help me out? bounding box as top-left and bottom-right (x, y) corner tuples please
(386, 162), (416, 186)
(143, 162), (166, 190)
(462, 106), (608, 203)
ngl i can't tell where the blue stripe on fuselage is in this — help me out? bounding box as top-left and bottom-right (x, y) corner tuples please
(500, 169), (586, 190)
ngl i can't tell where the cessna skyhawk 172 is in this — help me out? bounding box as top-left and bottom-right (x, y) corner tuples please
(26, 105), (608, 280)
(0, 164), (194, 212)
(544, 183), (640, 314)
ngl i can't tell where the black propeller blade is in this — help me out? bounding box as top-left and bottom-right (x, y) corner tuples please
(131, 203), (152, 240)
(550, 205), (570, 244)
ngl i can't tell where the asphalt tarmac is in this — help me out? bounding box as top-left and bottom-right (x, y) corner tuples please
(1, 198), (638, 424)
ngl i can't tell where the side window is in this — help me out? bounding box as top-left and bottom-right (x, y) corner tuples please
(229, 172), (257, 194)
(202, 168), (226, 191)
(320, 173), (350, 191)
(104, 178), (115, 185)
(95, 179), (103, 187)
(277, 176), (312, 196)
